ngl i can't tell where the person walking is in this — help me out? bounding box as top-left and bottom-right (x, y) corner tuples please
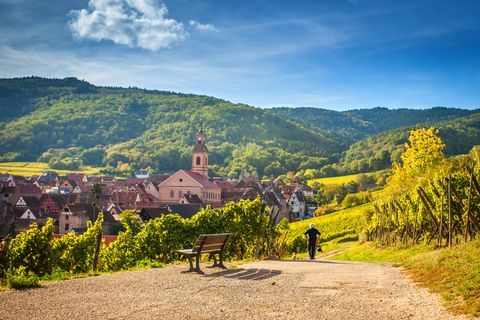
(304, 223), (321, 260)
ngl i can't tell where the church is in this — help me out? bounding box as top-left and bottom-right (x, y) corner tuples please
(157, 127), (222, 205)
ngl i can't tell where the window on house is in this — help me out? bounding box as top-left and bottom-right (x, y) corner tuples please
(178, 191), (182, 198)
(170, 190), (174, 198)
(65, 215), (69, 221)
(65, 223), (69, 231)
(196, 156), (201, 166)
(205, 157), (208, 165)
(179, 178), (183, 182)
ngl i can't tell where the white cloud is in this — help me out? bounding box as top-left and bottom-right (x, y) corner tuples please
(68, 0), (188, 51)
(189, 20), (217, 32)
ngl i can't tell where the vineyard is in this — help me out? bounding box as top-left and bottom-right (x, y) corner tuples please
(283, 204), (372, 253)
(366, 128), (480, 246)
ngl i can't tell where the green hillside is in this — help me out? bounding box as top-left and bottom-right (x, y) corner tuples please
(1, 77), (479, 178)
(0, 77), (342, 177)
(336, 112), (480, 174)
(271, 106), (476, 141)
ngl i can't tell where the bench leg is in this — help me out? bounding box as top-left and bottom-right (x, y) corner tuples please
(194, 253), (204, 274)
(218, 252), (227, 269)
(208, 253), (219, 268)
(181, 257), (195, 273)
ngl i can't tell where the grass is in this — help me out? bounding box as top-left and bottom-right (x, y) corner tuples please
(283, 234), (358, 260)
(332, 241), (480, 317)
(0, 162), (101, 176)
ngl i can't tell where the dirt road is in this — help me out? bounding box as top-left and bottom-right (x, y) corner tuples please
(0, 259), (467, 320)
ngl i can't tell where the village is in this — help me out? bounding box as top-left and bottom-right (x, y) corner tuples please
(0, 127), (316, 238)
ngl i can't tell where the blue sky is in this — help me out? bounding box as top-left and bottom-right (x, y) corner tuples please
(0, 0), (479, 110)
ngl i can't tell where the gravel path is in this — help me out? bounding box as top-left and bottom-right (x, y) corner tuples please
(0, 259), (469, 320)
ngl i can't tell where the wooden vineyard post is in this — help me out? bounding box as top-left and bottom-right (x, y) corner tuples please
(448, 176), (452, 247)
(438, 181), (444, 247)
(464, 162), (475, 243)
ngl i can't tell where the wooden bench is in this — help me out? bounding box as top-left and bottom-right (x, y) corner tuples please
(174, 233), (233, 273)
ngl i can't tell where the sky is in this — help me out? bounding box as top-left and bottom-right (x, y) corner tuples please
(0, 0), (479, 110)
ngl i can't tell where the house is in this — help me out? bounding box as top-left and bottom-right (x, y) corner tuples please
(58, 179), (77, 193)
(144, 180), (160, 199)
(67, 173), (88, 183)
(59, 203), (118, 235)
(88, 176), (115, 184)
(15, 183), (42, 197)
(72, 184), (93, 194)
(39, 194), (71, 215)
(288, 190), (307, 221)
(13, 207), (38, 220)
(167, 204), (202, 219)
(139, 207), (168, 221)
(36, 171), (59, 185)
(139, 203), (202, 222)
(263, 191), (289, 224)
(179, 194), (202, 205)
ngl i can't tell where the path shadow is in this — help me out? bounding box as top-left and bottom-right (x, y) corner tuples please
(205, 268), (282, 281)
(281, 259), (348, 265)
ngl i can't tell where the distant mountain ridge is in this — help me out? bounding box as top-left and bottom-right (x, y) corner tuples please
(0, 76), (479, 178)
(270, 106), (477, 143)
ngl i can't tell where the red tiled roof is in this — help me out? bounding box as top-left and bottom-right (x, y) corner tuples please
(16, 183), (42, 195)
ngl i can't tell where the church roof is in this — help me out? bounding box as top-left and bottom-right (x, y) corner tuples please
(183, 171), (218, 188)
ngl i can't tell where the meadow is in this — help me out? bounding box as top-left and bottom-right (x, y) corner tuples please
(0, 162), (101, 176)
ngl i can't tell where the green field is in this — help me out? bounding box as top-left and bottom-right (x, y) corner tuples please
(0, 162), (101, 176)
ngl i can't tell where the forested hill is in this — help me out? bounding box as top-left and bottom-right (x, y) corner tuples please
(271, 106), (477, 143)
(0, 77), (343, 177)
(1, 76), (479, 178)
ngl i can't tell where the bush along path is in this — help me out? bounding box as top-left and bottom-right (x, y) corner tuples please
(0, 198), (280, 289)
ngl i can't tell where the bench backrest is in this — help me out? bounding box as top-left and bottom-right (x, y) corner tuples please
(192, 233), (233, 253)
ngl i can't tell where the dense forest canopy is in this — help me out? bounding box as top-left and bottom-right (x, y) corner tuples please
(0, 77), (479, 178)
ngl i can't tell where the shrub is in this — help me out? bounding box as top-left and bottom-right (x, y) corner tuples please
(341, 192), (372, 209)
(286, 235), (307, 254)
(6, 267), (40, 289)
(6, 220), (55, 276)
(52, 215), (103, 273)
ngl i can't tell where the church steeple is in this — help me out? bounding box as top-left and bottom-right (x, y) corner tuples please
(191, 125), (208, 178)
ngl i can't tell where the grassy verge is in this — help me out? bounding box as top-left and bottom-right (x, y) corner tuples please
(332, 241), (480, 317)
(283, 234), (358, 260)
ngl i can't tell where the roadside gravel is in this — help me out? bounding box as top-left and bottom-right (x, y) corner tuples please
(0, 259), (470, 320)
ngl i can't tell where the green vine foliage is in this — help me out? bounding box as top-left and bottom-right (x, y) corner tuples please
(53, 214), (104, 273)
(3, 199), (275, 277)
(6, 219), (55, 276)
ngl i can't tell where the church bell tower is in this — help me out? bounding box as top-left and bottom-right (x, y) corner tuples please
(191, 125), (208, 178)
